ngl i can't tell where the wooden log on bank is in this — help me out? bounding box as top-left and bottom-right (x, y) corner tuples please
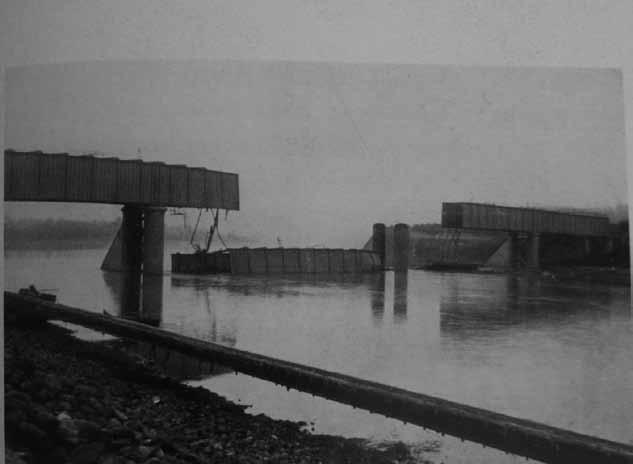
(5, 291), (633, 464)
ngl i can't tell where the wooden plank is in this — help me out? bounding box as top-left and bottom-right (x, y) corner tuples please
(6, 291), (633, 464)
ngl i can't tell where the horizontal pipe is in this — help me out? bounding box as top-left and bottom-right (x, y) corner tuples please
(6, 291), (633, 464)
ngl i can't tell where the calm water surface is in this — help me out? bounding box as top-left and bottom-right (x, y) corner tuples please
(5, 242), (632, 463)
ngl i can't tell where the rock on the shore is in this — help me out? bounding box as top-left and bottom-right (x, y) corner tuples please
(5, 322), (423, 464)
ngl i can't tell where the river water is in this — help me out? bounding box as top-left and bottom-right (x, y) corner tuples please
(5, 242), (632, 463)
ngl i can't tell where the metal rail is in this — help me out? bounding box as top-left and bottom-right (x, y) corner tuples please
(6, 291), (633, 464)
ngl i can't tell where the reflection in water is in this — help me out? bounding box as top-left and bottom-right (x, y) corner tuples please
(140, 275), (163, 327)
(198, 287), (236, 347)
(102, 270), (139, 317)
(439, 273), (628, 344)
(101, 270), (223, 380)
(132, 341), (218, 381)
(8, 245), (633, 458)
(102, 271), (163, 326)
(393, 271), (408, 323)
(370, 273), (386, 326)
(171, 272), (382, 297)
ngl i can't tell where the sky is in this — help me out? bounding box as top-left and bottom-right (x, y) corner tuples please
(4, 60), (627, 247)
(2, 1), (632, 250)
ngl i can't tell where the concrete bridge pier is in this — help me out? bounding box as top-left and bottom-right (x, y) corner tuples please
(372, 223), (386, 269)
(101, 206), (166, 275)
(527, 233), (541, 270)
(584, 237), (592, 256)
(102, 205), (144, 273)
(604, 236), (615, 255)
(503, 232), (540, 270)
(393, 223), (410, 271)
(143, 207), (166, 275)
(507, 233), (519, 270)
(102, 205), (165, 321)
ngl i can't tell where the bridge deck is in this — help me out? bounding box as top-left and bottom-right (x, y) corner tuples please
(442, 202), (609, 236)
(4, 150), (239, 210)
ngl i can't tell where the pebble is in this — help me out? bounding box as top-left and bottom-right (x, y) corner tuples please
(5, 323), (418, 464)
(69, 441), (105, 464)
(74, 419), (103, 441)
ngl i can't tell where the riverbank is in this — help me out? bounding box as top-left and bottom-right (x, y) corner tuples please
(5, 321), (427, 464)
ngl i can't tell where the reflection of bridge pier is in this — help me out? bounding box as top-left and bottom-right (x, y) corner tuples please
(393, 271), (408, 323)
(140, 275), (164, 326)
(370, 273), (386, 325)
(369, 271), (408, 325)
(104, 271), (164, 326)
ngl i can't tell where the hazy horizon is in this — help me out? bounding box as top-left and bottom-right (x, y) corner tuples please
(5, 60), (627, 247)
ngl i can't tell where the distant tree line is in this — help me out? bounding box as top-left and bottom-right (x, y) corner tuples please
(4, 217), (255, 248)
(4, 218), (121, 243)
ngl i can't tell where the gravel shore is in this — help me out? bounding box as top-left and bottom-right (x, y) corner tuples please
(5, 321), (427, 464)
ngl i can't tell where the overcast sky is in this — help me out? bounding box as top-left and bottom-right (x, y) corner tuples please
(4, 60), (626, 247)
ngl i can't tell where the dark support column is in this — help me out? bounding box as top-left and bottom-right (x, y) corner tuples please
(372, 223), (386, 269)
(143, 207), (166, 275)
(584, 237), (592, 256)
(101, 205), (143, 272)
(393, 223), (410, 271)
(604, 237), (615, 254)
(527, 233), (540, 270)
(508, 233), (519, 270)
(120, 205), (144, 273)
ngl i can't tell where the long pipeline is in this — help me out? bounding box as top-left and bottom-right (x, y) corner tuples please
(6, 291), (633, 464)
